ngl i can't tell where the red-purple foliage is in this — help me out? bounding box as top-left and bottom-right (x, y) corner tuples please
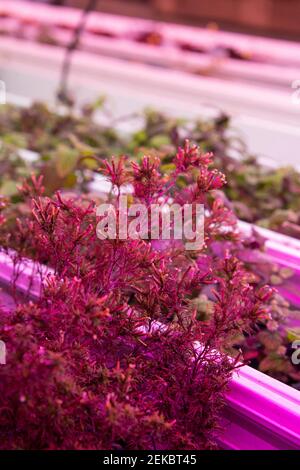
(0, 142), (274, 449)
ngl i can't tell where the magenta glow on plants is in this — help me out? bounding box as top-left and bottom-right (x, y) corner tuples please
(0, 142), (274, 450)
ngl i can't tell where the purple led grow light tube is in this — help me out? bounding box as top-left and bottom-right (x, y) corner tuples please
(3, 0), (300, 69)
(0, 249), (299, 450)
(240, 221), (300, 272)
(0, 250), (51, 299)
(240, 221), (300, 311)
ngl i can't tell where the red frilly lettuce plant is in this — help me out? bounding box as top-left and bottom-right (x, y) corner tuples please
(0, 142), (273, 449)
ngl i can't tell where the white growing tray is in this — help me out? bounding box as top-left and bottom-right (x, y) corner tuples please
(0, 37), (300, 168)
(0, 0), (300, 89)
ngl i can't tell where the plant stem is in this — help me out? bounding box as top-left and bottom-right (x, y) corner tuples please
(57, 0), (98, 105)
